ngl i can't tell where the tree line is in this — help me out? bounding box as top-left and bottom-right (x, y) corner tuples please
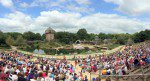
(0, 29), (150, 47)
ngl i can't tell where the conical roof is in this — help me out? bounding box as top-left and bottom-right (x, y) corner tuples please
(45, 27), (55, 34)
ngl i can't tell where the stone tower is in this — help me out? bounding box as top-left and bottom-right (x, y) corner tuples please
(45, 27), (55, 42)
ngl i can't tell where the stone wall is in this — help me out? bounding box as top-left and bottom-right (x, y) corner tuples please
(46, 33), (54, 41)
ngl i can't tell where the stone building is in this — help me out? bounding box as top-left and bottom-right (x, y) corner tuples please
(45, 27), (55, 42)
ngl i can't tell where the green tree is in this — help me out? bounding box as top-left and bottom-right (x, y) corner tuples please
(77, 28), (88, 40)
(111, 37), (117, 44)
(0, 32), (7, 46)
(115, 33), (131, 45)
(6, 36), (14, 46)
(98, 33), (107, 40)
(15, 35), (25, 46)
(5, 32), (22, 39)
(133, 29), (150, 43)
(23, 32), (42, 41)
(35, 33), (42, 40)
(55, 32), (77, 44)
(127, 38), (134, 46)
(23, 31), (36, 41)
(87, 33), (96, 41)
(42, 34), (46, 41)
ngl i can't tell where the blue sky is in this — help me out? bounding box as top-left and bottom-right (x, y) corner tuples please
(0, 0), (150, 34)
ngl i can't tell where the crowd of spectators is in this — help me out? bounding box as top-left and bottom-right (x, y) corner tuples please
(0, 41), (149, 81)
(0, 51), (92, 81)
(75, 42), (150, 76)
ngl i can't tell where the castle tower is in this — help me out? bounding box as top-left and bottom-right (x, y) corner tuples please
(45, 27), (55, 42)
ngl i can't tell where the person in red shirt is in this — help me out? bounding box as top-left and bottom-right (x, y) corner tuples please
(140, 60), (145, 66)
(0, 69), (8, 81)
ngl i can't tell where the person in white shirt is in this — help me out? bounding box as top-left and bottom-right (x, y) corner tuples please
(107, 69), (111, 75)
(43, 65), (46, 71)
(10, 67), (15, 74)
(4, 65), (10, 73)
(23, 66), (26, 73)
(15, 69), (20, 74)
(11, 72), (18, 81)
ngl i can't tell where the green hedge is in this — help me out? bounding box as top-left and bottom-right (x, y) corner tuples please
(18, 42), (93, 55)
(19, 45), (36, 52)
(0, 44), (11, 49)
(43, 48), (90, 55)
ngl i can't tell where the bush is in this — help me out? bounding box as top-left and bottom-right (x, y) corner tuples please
(19, 44), (35, 52)
(44, 49), (56, 55)
(43, 48), (90, 55)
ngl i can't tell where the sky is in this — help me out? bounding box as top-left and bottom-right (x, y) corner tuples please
(0, 0), (150, 34)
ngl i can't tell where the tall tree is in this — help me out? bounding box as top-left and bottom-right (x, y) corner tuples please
(77, 28), (88, 40)
(55, 32), (77, 44)
(133, 29), (150, 43)
(5, 32), (22, 39)
(111, 37), (117, 44)
(98, 33), (107, 40)
(23, 31), (36, 41)
(127, 38), (134, 46)
(6, 36), (14, 46)
(35, 33), (42, 40)
(15, 35), (25, 46)
(0, 32), (7, 46)
(42, 34), (46, 41)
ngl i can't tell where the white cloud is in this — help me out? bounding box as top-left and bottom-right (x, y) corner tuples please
(0, 11), (33, 32)
(0, 10), (149, 34)
(29, 0), (93, 14)
(34, 11), (81, 32)
(75, 0), (91, 5)
(66, 4), (94, 14)
(104, 0), (150, 15)
(30, 0), (49, 7)
(20, 2), (29, 8)
(0, 0), (14, 8)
